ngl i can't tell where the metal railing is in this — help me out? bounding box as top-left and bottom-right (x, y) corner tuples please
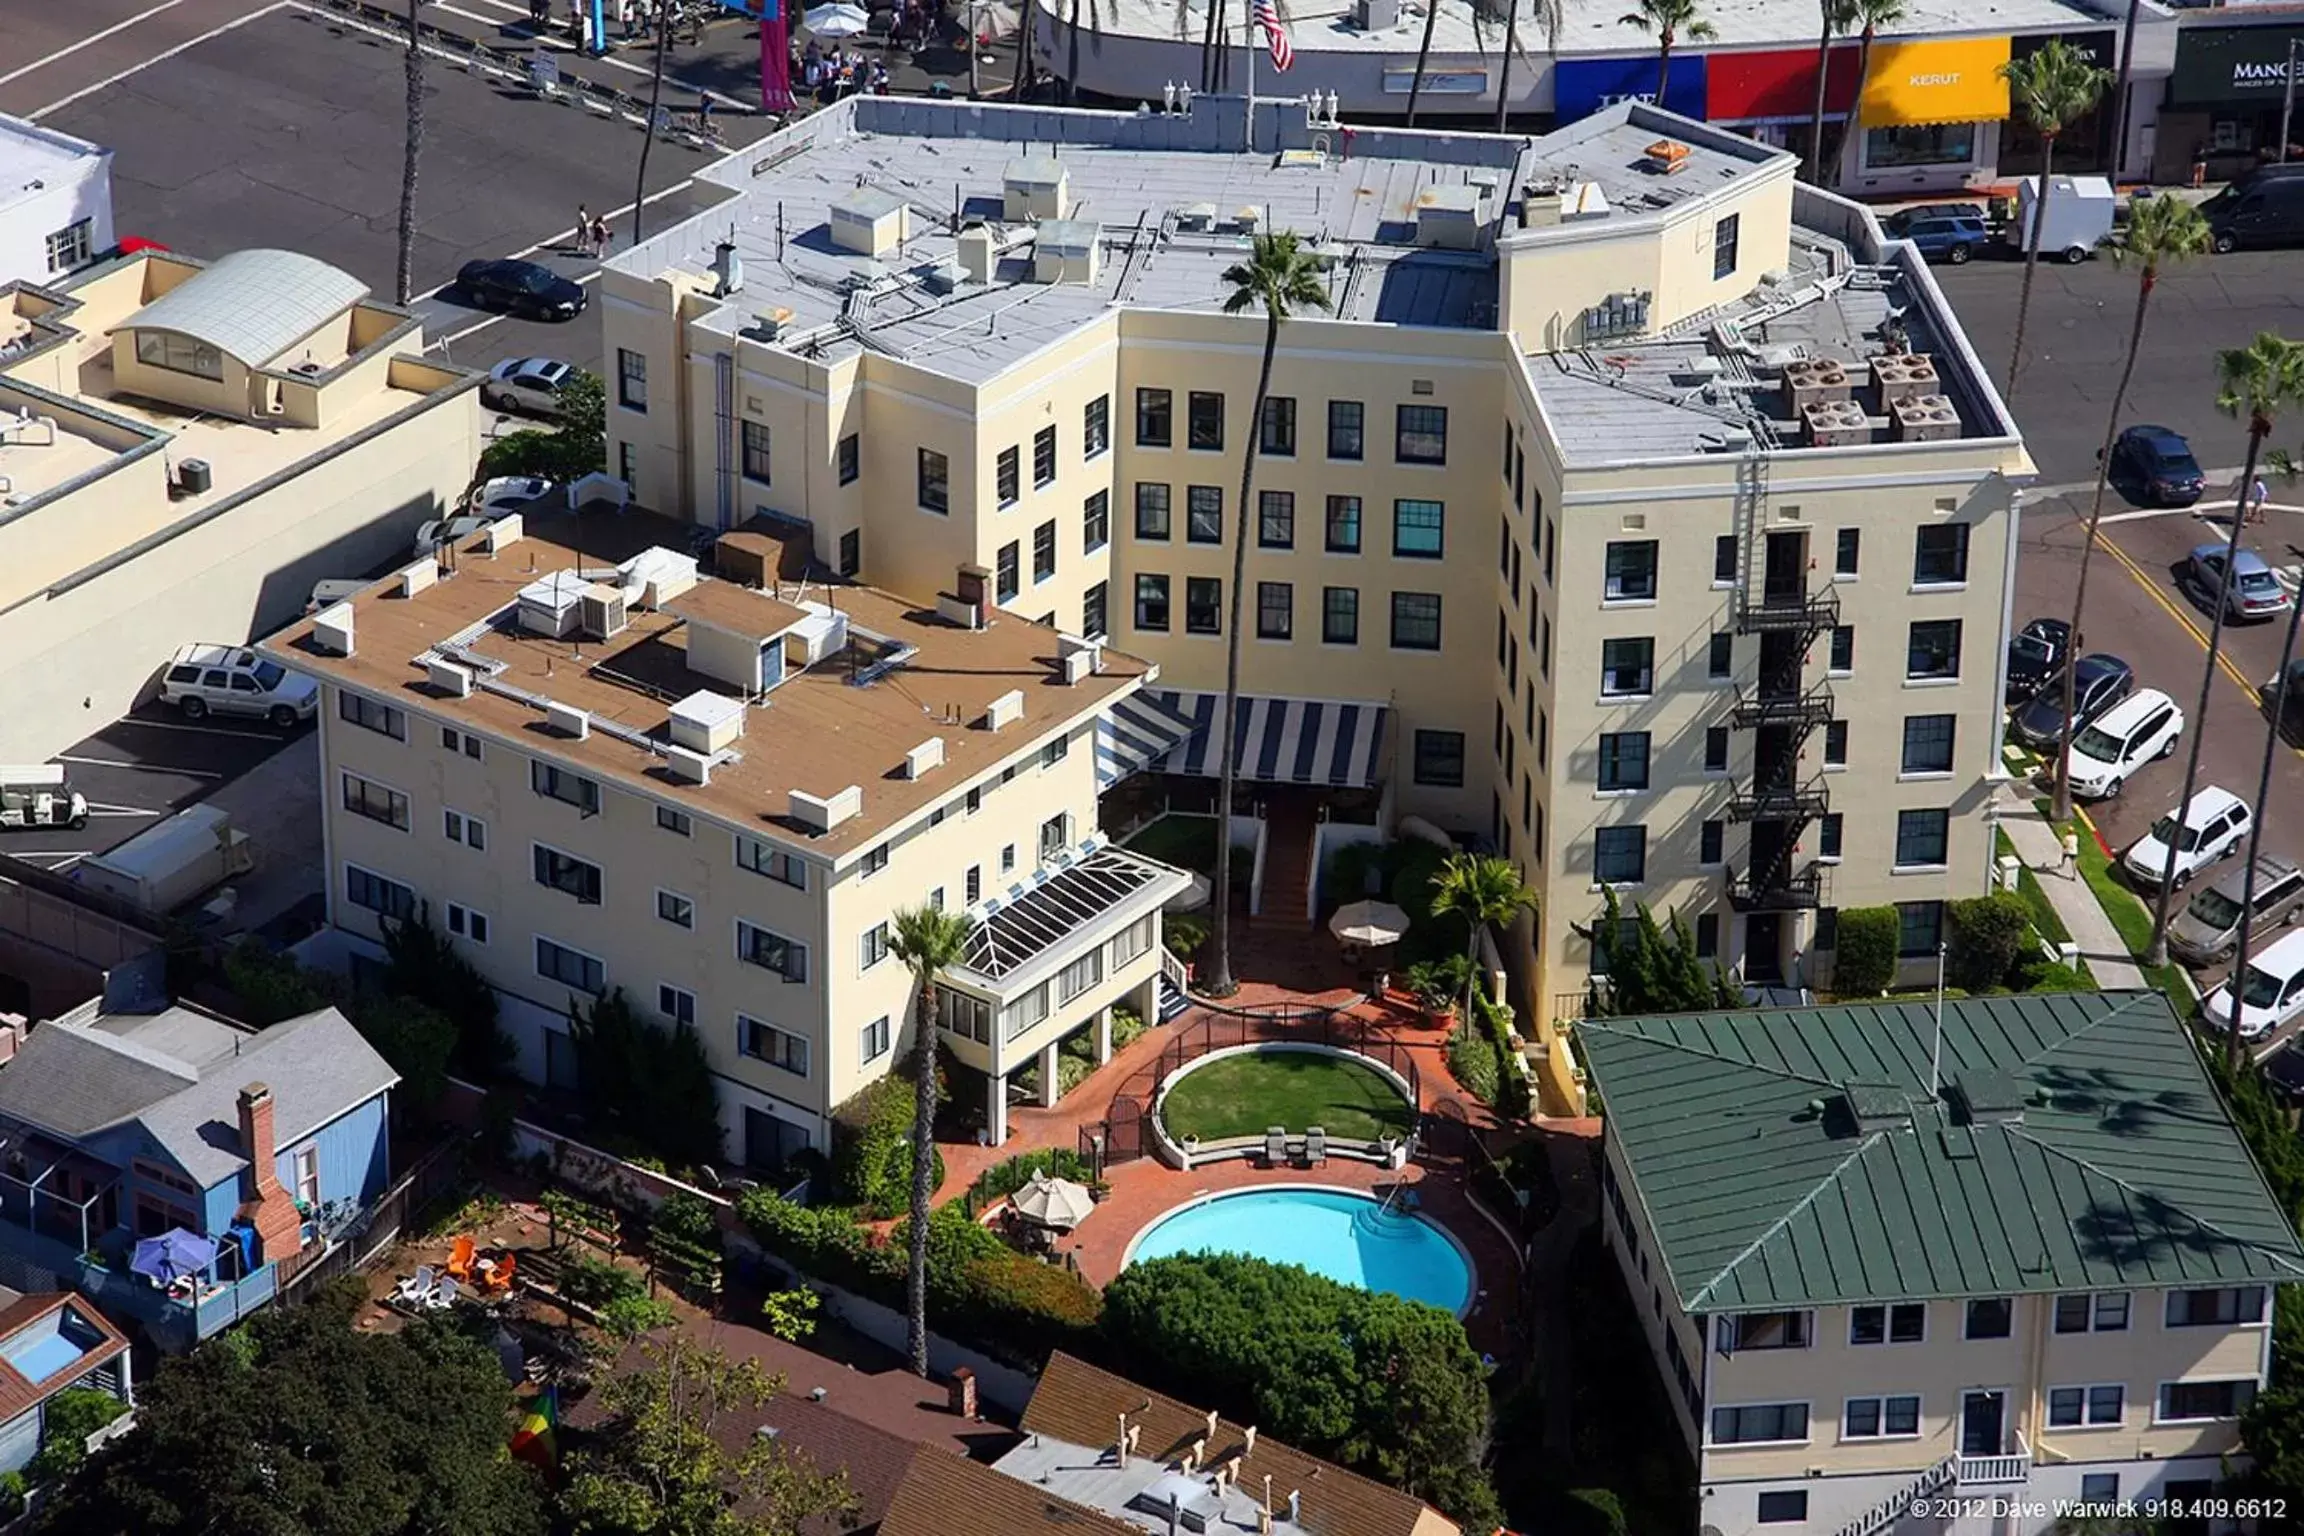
(1727, 862), (1825, 912)
(1956, 1433), (2031, 1487)
(1832, 1456), (1956, 1536)
(1729, 681), (1836, 731)
(1726, 776), (1831, 823)
(1734, 586), (1841, 636)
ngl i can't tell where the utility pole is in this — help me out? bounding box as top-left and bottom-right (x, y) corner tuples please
(2281, 37), (2299, 164)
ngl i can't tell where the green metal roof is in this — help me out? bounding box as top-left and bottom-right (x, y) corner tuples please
(1580, 990), (2304, 1313)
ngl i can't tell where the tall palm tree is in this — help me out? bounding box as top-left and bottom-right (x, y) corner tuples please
(2051, 195), (2212, 823)
(630, 0), (674, 246)
(1617, 0), (1714, 108)
(1824, 0), (1906, 185)
(1406, 0), (1446, 126)
(889, 904), (974, 1377)
(1805, 0), (1855, 185)
(395, 0), (425, 306)
(1488, 0), (1560, 133)
(2107, 0), (2142, 182)
(1999, 40), (2113, 401)
(1428, 853), (1538, 1019)
(1204, 234), (1331, 999)
(1063, 0), (1105, 105)
(2145, 334), (2304, 1001)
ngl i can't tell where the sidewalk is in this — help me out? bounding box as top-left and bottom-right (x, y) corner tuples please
(1999, 809), (2148, 990)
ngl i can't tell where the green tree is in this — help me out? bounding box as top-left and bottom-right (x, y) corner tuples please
(1588, 888), (1736, 1014)
(889, 904), (974, 1377)
(1489, 0), (1563, 133)
(25, 1386), (127, 1483)
(1831, 905), (1899, 996)
(381, 906), (510, 1079)
(1944, 890), (2034, 993)
(568, 987), (724, 1169)
(1207, 233), (1331, 998)
(2053, 194), (2213, 822)
(1805, 0), (1856, 184)
(1999, 40), (2112, 400)
(36, 1283), (545, 1536)
(348, 994), (457, 1112)
(475, 370), (606, 485)
(560, 1337), (854, 1536)
(1617, 0), (1715, 106)
(221, 939), (339, 1026)
(1427, 852), (1537, 1018)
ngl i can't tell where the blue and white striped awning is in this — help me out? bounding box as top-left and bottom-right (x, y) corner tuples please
(1096, 690), (1204, 787)
(1135, 689), (1387, 789)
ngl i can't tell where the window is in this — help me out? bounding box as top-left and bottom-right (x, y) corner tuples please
(2080, 1474), (2120, 1506)
(737, 921), (808, 982)
(861, 921), (890, 970)
(996, 541), (1020, 603)
(996, 445), (1020, 505)
(837, 432), (860, 484)
(1188, 391), (1225, 450)
(134, 330), (223, 381)
(1835, 527), (1860, 576)
(1257, 582), (1293, 640)
(445, 902), (490, 944)
(1695, 912), (1719, 956)
(1898, 900), (1944, 956)
(533, 844), (603, 904)
(1083, 581), (1108, 640)
(1850, 1302), (1927, 1344)
(2158, 1380), (2256, 1422)
(1261, 396), (1296, 456)
(1700, 820), (1723, 865)
(1325, 495), (1362, 553)
(1135, 574), (1170, 631)
(965, 865), (982, 904)
(1707, 631), (1733, 679)
(658, 806), (691, 836)
(1601, 637), (1654, 698)
(1604, 541), (1659, 601)
(1396, 404), (1448, 464)
(2047, 1385), (2125, 1428)
(1888, 717), (1955, 780)
(1001, 844), (1018, 874)
(1327, 399), (1364, 459)
(1185, 577), (1222, 635)
(2166, 1287), (2267, 1327)
(1713, 534), (1737, 585)
(917, 448), (949, 513)
(1084, 394), (1110, 457)
(1907, 619), (1963, 680)
(1843, 1395), (1921, 1438)
(1033, 520), (1057, 583)
(1393, 499), (1444, 558)
(1059, 948), (1102, 1004)
(1819, 812), (1844, 860)
(1689, 727), (1723, 775)
(1965, 1297), (2013, 1339)
(861, 1015), (892, 1063)
(1034, 424), (1058, 487)
(1413, 730), (1465, 787)
(439, 726), (485, 760)
(1713, 212), (1740, 279)
(942, 991), (993, 1045)
(1187, 485), (1223, 544)
(1135, 483), (1171, 540)
(338, 692), (405, 740)
(857, 842), (890, 878)
(1717, 1311), (1811, 1351)
(2055, 1293), (2131, 1334)
(1824, 720), (1849, 767)
(1083, 490), (1109, 553)
(618, 347), (647, 411)
(44, 218), (93, 273)
(1109, 913), (1155, 968)
(536, 936), (605, 994)
(342, 772), (409, 830)
(836, 528), (861, 578)
(1040, 733), (1071, 771)
(738, 1015), (810, 1076)
(736, 837), (807, 888)
(1915, 523), (1971, 585)
(1594, 826), (1646, 884)
(1136, 388), (1172, 446)
(1259, 490), (1295, 549)
(1390, 592), (1442, 650)
(657, 889), (695, 928)
(732, 420), (770, 483)
(1039, 813), (1071, 860)
(1709, 1403), (1808, 1445)
(345, 864), (417, 920)
(1817, 907), (1839, 949)
(1322, 587), (1359, 645)
(531, 761), (600, 814)
(1597, 733), (1650, 792)
(1895, 809), (1950, 869)
(1830, 624), (1855, 673)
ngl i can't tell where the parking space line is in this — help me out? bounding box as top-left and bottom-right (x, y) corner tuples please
(0, 0), (194, 87)
(55, 753), (223, 779)
(113, 717), (294, 741)
(84, 804), (163, 817)
(29, 0), (294, 119)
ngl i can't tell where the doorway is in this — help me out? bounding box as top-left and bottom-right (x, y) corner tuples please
(1744, 913), (1784, 984)
(1763, 530), (1808, 602)
(1960, 1390), (2006, 1457)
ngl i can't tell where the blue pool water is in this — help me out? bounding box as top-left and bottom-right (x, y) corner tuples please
(2, 1328), (88, 1383)
(1127, 1188), (1474, 1315)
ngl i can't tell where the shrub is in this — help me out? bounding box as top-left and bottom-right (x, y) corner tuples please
(1947, 891), (2036, 993)
(1107, 1005), (1147, 1052)
(1470, 992), (1531, 1119)
(568, 988), (724, 1170)
(829, 1074), (941, 1219)
(382, 909), (512, 1079)
(1321, 839), (1385, 908)
(347, 995), (456, 1110)
(599, 1294), (678, 1339)
(222, 941), (339, 1026)
(652, 1191), (720, 1250)
(1163, 913), (1209, 963)
(1446, 1023), (1501, 1106)
(1833, 906), (1900, 996)
(27, 1386), (127, 1482)
(1403, 954), (1473, 1012)
(560, 1253), (648, 1311)
(760, 1288), (819, 1340)
(0, 1470), (21, 1518)
(2012, 958), (2088, 993)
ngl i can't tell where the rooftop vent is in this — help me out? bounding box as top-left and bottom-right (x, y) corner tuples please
(789, 784), (861, 833)
(1413, 185), (1484, 251)
(1870, 353), (1940, 405)
(1032, 219), (1102, 285)
(669, 689), (746, 753)
(1233, 205), (1261, 233)
(938, 563), (992, 630)
(665, 745), (712, 785)
(620, 547), (699, 608)
(1838, 1081), (1913, 1133)
(313, 602), (355, 657)
(1949, 1070), (2029, 1126)
(1891, 392), (1960, 443)
(1801, 398), (1872, 448)
(546, 701), (590, 740)
(904, 737), (946, 778)
(1580, 289), (1650, 344)
(1002, 156), (1069, 221)
(482, 514), (524, 554)
(1175, 202), (1216, 232)
(397, 557), (438, 599)
(956, 226), (996, 285)
(1780, 357), (1852, 413)
(427, 658), (473, 698)
(1351, 0), (1398, 28)
(923, 260), (965, 295)
(982, 689), (1025, 731)
(518, 572), (587, 638)
(747, 306), (795, 342)
(1061, 649), (1096, 685)
(829, 187), (910, 257)
(1644, 139), (1692, 175)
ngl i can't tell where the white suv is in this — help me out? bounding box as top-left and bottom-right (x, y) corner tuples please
(2065, 688), (2184, 799)
(157, 645), (318, 728)
(2121, 785), (2251, 888)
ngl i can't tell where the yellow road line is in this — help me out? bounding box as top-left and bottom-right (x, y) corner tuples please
(2089, 529), (2293, 747)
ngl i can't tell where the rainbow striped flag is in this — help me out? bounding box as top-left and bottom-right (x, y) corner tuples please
(510, 1385), (558, 1470)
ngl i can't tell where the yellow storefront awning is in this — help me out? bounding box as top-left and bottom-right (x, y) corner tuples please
(1860, 37), (2012, 128)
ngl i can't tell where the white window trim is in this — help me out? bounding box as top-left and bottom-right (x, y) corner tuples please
(735, 918), (808, 981)
(2044, 1382), (2126, 1430)
(1838, 1394), (1924, 1442)
(860, 1014), (892, 1063)
(534, 933), (608, 993)
(443, 806), (487, 849)
(445, 901), (491, 945)
(1704, 1400), (1814, 1449)
(861, 921), (890, 971)
(2163, 1286), (2269, 1329)
(2054, 1292), (2131, 1334)
(656, 888), (697, 930)
(657, 982), (697, 1025)
(532, 839), (605, 904)
(1963, 1299), (2016, 1341)
(737, 1012), (811, 1078)
(341, 769), (412, 832)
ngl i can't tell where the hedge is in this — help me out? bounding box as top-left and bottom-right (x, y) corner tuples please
(1833, 907), (1899, 996)
(1946, 891), (2033, 993)
(828, 1075), (943, 1219)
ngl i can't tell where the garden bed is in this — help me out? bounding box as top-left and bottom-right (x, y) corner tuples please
(1159, 1047), (1416, 1143)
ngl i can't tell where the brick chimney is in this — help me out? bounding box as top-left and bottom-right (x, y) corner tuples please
(235, 1083), (302, 1263)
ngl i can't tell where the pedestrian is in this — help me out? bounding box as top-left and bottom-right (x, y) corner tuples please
(2248, 474), (2271, 526)
(529, 0), (548, 25)
(2060, 826), (2080, 880)
(574, 204), (593, 256)
(591, 213), (612, 257)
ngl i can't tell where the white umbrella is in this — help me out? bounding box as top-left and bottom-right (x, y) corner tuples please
(1164, 872), (1212, 912)
(804, 2), (871, 36)
(1329, 899), (1410, 948)
(1010, 1171), (1096, 1229)
(971, 1), (1020, 42)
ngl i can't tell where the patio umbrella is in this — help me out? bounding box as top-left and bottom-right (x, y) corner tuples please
(803, 3), (872, 36)
(971, 1), (1020, 41)
(1164, 872), (1212, 912)
(1009, 1171), (1095, 1229)
(1329, 899), (1410, 948)
(130, 1228), (218, 1285)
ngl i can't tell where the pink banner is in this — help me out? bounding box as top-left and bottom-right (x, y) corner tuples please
(760, 12), (794, 113)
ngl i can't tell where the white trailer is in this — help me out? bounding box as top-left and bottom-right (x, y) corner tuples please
(75, 804), (251, 914)
(2004, 175), (2117, 265)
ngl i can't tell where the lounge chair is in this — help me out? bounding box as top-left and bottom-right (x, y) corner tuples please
(1300, 1127), (1327, 1168)
(446, 1234), (477, 1282)
(427, 1276), (461, 1310)
(480, 1251), (518, 1295)
(1264, 1127), (1288, 1167)
(390, 1265), (437, 1308)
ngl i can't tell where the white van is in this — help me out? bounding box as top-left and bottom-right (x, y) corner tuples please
(2203, 928), (2304, 1042)
(0, 765), (88, 831)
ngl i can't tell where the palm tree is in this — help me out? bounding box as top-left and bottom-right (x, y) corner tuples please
(1999, 40), (2113, 401)
(1805, 0), (1855, 185)
(395, 0), (425, 306)
(1488, 0), (1559, 133)
(1617, 0), (1714, 108)
(2051, 195), (2212, 823)
(1427, 853), (1538, 1019)
(889, 904), (974, 1376)
(630, 0), (673, 246)
(1824, 0), (1905, 185)
(1063, 0), (1105, 105)
(1204, 234), (1331, 999)
(2145, 334), (2304, 1004)
(1406, 0), (1446, 126)
(2106, 0), (2142, 182)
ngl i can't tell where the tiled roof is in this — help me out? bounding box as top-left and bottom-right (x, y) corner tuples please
(876, 1446), (1140, 1536)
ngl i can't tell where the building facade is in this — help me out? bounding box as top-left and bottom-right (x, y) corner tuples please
(0, 116), (112, 289)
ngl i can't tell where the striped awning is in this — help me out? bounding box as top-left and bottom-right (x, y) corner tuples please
(1096, 690), (1202, 788)
(1153, 690), (1388, 789)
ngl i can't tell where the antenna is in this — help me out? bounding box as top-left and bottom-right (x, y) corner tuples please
(1927, 940), (1948, 1098)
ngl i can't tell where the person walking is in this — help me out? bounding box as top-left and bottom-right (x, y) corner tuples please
(2248, 474), (2272, 526)
(2060, 825), (2080, 880)
(574, 204), (593, 256)
(591, 213), (613, 258)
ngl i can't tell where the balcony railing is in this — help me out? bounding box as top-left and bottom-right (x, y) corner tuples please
(1734, 587), (1841, 636)
(1726, 777), (1831, 823)
(1730, 682), (1835, 731)
(1832, 1456), (1956, 1536)
(1727, 863), (1824, 912)
(1956, 1433), (2031, 1487)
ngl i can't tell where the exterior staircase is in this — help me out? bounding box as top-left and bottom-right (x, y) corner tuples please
(1832, 1456), (1956, 1536)
(1257, 794), (1319, 928)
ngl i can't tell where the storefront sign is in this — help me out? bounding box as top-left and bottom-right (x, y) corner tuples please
(1553, 52), (1708, 122)
(1858, 36), (2011, 127)
(1706, 44), (1860, 122)
(2169, 24), (2304, 109)
(1379, 68), (1490, 95)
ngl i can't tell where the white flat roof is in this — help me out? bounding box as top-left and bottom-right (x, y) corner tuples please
(0, 115), (108, 218)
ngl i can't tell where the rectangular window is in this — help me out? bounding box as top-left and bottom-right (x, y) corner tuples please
(654, 984), (696, 1026)
(861, 921), (891, 970)
(917, 448), (949, 513)
(1327, 399), (1364, 460)
(2165, 1287), (2267, 1327)
(535, 935), (605, 995)
(1713, 212), (1740, 280)
(1258, 490), (1295, 549)
(1718, 1312), (1815, 1353)
(344, 864), (417, 921)
(1137, 388), (1172, 447)
(445, 902), (490, 944)
(1819, 812), (1844, 859)
(338, 692), (405, 740)
(2158, 1380), (2257, 1422)
(941, 991), (993, 1045)
(1850, 1302), (1927, 1344)
(1261, 395), (1296, 456)
(1965, 1297), (2013, 1339)
(1898, 899), (1944, 956)
(1033, 520), (1057, 583)
(1185, 577), (1222, 636)
(1083, 490), (1109, 553)
(439, 726), (484, 760)
(1594, 825), (1646, 884)
(1704, 727), (1729, 772)
(44, 219), (93, 273)
(737, 921), (809, 982)
(996, 445), (1020, 505)
(1187, 485), (1223, 544)
(1700, 820), (1724, 865)
(1825, 720), (1849, 767)
(1257, 582), (1293, 640)
(736, 837), (807, 888)
(1059, 948), (1102, 1003)
(1325, 495), (1362, 553)
(1902, 715), (1957, 774)
(1709, 1403), (1808, 1446)
(658, 805), (691, 837)
(1033, 424), (1057, 487)
(1695, 912), (1718, 956)
(1915, 523), (1971, 585)
(1830, 625), (1855, 673)
(861, 842), (890, 877)
(1085, 394), (1110, 457)
(1322, 587), (1359, 645)
(293, 1146), (321, 1210)
(1396, 403), (1448, 464)
(1843, 1395), (1921, 1439)
(617, 347), (648, 411)
(1604, 540), (1659, 601)
(1135, 483), (1172, 540)
(1835, 527), (1860, 577)
(1707, 631), (1733, 679)
(1041, 735), (1070, 770)
(731, 419), (770, 483)
(1135, 574), (1170, 631)
(533, 844), (604, 904)
(1907, 619), (1963, 680)
(1895, 809), (1950, 869)
(1597, 732), (1650, 792)
(1413, 730), (1465, 787)
(996, 541), (1020, 603)
(860, 1015), (892, 1063)
(837, 529), (861, 578)
(1188, 391), (1224, 450)
(135, 330), (223, 382)
(837, 432), (860, 484)
(341, 772), (409, 830)
(2047, 1385), (2126, 1428)
(1390, 592), (1442, 651)
(530, 761), (600, 814)
(1601, 637), (1655, 698)
(1083, 581), (1108, 640)
(657, 889), (695, 928)
(1714, 534), (1737, 585)
(1392, 499), (1444, 558)
(738, 1015), (810, 1076)
(965, 865), (982, 904)
(1109, 913), (1155, 968)
(2054, 1293), (2131, 1333)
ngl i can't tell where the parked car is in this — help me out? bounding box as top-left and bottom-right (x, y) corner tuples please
(1884, 202), (1990, 233)
(2180, 543), (2293, 623)
(1893, 212), (1991, 264)
(415, 513), (496, 554)
(157, 644), (317, 727)
(2264, 657), (2304, 736)
(2004, 617), (2073, 705)
(2105, 425), (2205, 507)
(2202, 167), (2304, 254)
(2121, 785), (2252, 888)
(2202, 928), (2304, 1042)
(462, 476), (556, 515)
(481, 358), (576, 418)
(455, 259), (586, 320)
(2065, 688), (2184, 799)
(2168, 854), (2304, 966)
(308, 578), (365, 612)
(2010, 652), (2132, 750)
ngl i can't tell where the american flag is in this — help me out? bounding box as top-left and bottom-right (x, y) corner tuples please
(1255, 0), (1293, 72)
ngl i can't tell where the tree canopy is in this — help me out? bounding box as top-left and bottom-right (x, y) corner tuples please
(476, 369), (606, 485)
(1588, 888), (1738, 1015)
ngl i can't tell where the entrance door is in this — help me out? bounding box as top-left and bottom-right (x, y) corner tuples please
(1763, 530), (1808, 602)
(744, 1108), (808, 1175)
(1744, 914), (1784, 983)
(1960, 1390), (2006, 1456)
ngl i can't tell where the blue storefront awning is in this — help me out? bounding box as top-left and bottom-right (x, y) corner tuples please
(1553, 53), (1709, 123)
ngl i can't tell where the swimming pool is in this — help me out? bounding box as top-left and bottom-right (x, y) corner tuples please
(0, 1306), (102, 1383)
(1126, 1187), (1474, 1315)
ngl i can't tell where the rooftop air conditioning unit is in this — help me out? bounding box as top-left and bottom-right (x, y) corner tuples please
(483, 514), (524, 554)
(750, 306), (794, 342)
(923, 261), (965, 295)
(546, 701), (591, 739)
(519, 573), (586, 638)
(427, 658), (473, 698)
(1352, 0), (1399, 29)
(669, 689), (746, 753)
(788, 784), (861, 832)
(904, 737), (946, 778)
(313, 602), (355, 657)
(397, 557), (438, 599)
(1802, 398), (1872, 448)
(578, 583), (628, 641)
(982, 689), (1025, 731)
(1781, 357), (1852, 413)
(665, 745), (712, 785)
(1870, 353), (1939, 405)
(1891, 392), (1961, 443)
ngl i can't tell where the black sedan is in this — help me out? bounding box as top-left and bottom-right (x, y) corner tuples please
(456, 259), (587, 321)
(2004, 617), (2072, 705)
(2011, 652), (2134, 751)
(2105, 424), (2206, 507)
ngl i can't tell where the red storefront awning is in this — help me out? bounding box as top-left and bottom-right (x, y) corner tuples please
(1707, 45), (1861, 123)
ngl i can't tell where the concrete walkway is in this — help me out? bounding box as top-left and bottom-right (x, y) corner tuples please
(1999, 809), (2149, 990)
